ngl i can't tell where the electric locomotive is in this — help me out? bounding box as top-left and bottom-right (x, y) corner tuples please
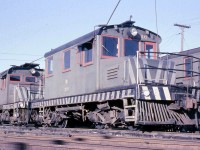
(0, 20), (199, 130)
(0, 63), (43, 123)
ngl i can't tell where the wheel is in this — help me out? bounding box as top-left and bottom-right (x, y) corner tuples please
(58, 119), (68, 128)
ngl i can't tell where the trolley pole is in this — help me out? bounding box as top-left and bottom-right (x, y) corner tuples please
(174, 24), (191, 52)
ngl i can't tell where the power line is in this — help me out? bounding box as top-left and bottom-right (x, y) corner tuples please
(160, 34), (179, 51)
(160, 33), (179, 47)
(0, 59), (43, 61)
(183, 38), (190, 50)
(30, 56), (44, 63)
(191, 21), (200, 26)
(0, 52), (41, 56)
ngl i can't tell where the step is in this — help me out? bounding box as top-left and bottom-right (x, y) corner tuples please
(124, 105), (136, 109)
(125, 116), (135, 122)
(123, 95), (134, 99)
(125, 116), (135, 119)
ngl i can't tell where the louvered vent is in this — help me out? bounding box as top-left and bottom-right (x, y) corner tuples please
(107, 66), (119, 80)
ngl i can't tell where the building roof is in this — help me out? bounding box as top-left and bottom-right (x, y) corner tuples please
(180, 47), (200, 55)
(161, 47), (200, 60)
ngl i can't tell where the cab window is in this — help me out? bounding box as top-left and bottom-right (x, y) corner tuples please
(25, 76), (36, 83)
(10, 75), (20, 82)
(83, 45), (92, 64)
(102, 36), (118, 58)
(47, 56), (53, 76)
(63, 50), (71, 70)
(0, 79), (6, 90)
(144, 42), (157, 59)
(78, 42), (93, 66)
(124, 39), (138, 56)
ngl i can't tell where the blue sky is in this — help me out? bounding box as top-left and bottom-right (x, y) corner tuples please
(0, 0), (200, 71)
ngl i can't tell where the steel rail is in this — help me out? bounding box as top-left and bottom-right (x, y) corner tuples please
(1, 130), (200, 150)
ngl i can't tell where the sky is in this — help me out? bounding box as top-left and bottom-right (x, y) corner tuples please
(0, 0), (200, 72)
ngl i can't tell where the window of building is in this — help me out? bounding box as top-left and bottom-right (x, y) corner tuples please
(10, 75), (20, 82)
(25, 76), (36, 83)
(124, 39), (138, 56)
(185, 58), (193, 77)
(63, 50), (70, 71)
(47, 57), (53, 75)
(102, 36), (118, 58)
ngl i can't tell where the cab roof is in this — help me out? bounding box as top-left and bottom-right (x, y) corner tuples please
(0, 63), (43, 79)
(44, 20), (161, 58)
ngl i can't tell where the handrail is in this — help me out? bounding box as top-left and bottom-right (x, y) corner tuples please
(136, 50), (200, 87)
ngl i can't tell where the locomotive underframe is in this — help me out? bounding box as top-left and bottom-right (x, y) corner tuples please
(0, 72), (199, 129)
(0, 84), (199, 131)
(30, 98), (198, 129)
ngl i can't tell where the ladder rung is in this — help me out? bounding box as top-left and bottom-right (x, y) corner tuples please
(125, 116), (135, 121)
(123, 95), (134, 99)
(125, 116), (135, 119)
(124, 105), (136, 108)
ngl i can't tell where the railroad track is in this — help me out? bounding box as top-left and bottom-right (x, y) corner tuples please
(0, 125), (200, 140)
(0, 126), (199, 150)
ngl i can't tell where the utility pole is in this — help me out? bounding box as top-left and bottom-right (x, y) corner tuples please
(174, 24), (191, 52)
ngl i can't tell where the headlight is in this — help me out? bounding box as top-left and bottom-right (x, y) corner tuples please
(30, 68), (36, 74)
(19, 102), (24, 108)
(130, 27), (138, 36)
(143, 90), (150, 97)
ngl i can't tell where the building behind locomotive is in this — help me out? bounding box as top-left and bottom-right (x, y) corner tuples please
(162, 48), (200, 110)
(44, 21), (163, 100)
(0, 63), (44, 110)
(165, 48), (200, 86)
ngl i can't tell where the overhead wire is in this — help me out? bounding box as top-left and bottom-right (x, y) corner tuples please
(183, 37), (190, 50)
(0, 58), (43, 61)
(177, 16), (200, 24)
(0, 51), (44, 63)
(106, 0), (122, 25)
(160, 33), (180, 51)
(30, 56), (44, 63)
(154, 0), (159, 37)
(0, 52), (41, 56)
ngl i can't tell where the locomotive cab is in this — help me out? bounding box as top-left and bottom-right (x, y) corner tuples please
(0, 63), (44, 108)
(44, 20), (163, 99)
(95, 21), (169, 91)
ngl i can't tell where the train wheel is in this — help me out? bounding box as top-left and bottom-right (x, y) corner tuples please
(58, 119), (68, 128)
(42, 108), (52, 127)
(127, 126), (138, 131)
(94, 123), (110, 129)
(95, 124), (105, 129)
